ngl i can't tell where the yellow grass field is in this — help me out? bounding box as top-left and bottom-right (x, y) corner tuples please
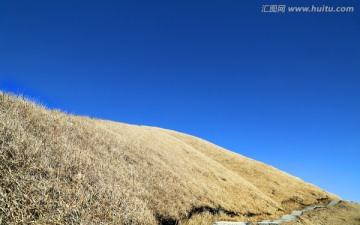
(0, 91), (343, 224)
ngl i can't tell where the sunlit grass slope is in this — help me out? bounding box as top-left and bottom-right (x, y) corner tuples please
(0, 91), (339, 224)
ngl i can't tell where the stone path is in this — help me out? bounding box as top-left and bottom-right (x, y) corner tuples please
(213, 200), (341, 225)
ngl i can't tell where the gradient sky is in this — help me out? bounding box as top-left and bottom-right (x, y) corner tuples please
(1, 1), (359, 202)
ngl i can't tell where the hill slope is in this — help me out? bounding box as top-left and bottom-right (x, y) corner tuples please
(0, 91), (339, 224)
(284, 201), (360, 225)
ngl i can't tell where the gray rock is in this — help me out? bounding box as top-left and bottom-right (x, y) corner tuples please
(213, 222), (251, 225)
(302, 206), (316, 212)
(302, 205), (325, 212)
(327, 200), (341, 207)
(291, 210), (302, 216)
(281, 214), (296, 221)
(254, 222), (281, 225)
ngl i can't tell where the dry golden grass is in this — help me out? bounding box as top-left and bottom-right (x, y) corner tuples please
(0, 91), (339, 224)
(283, 201), (360, 225)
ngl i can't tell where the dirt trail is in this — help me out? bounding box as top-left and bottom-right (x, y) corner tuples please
(214, 200), (342, 225)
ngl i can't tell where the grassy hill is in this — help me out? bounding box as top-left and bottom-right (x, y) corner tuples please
(0, 91), (340, 224)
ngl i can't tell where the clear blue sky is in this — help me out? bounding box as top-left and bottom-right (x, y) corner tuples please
(1, 1), (359, 202)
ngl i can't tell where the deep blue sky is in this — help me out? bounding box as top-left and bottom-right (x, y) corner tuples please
(1, 1), (359, 202)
